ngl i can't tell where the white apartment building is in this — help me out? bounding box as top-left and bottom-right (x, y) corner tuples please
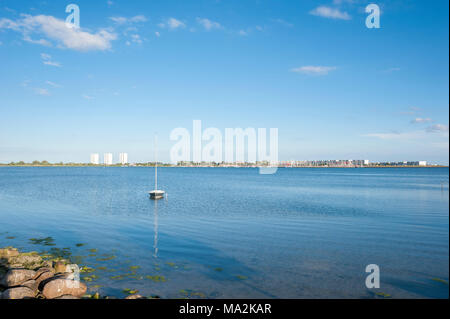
(104, 153), (113, 165)
(119, 153), (128, 165)
(90, 153), (99, 165)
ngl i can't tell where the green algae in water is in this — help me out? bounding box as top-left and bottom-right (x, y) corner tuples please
(75, 243), (86, 247)
(375, 292), (392, 298)
(88, 248), (98, 253)
(70, 255), (84, 265)
(129, 265), (140, 270)
(214, 267), (223, 272)
(145, 275), (167, 282)
(123, 288), (139, 295)
(6, 236), (15, 240)
(83, 274), (98, 282)
(432, 278), (449, 285)
(96, 255), (116, 261)
(80, 266), (96, 273)
(179, 289), (206, 299)
(236, 275), (247, 280)
(48, 247), (72, 259)
(29, 237), (55, 246)
(92, 292), (101, 299)
(166, 262), (177, 268)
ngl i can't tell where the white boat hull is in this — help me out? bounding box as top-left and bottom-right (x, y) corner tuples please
(149, 190), (165, 200)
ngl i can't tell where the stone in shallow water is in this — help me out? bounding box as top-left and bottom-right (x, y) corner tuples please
(125, 294), (145, 299)
(42, 278), (87, 299)
(0, 269), (36, 287)
(1, 286), (36, 299)
(54, 294), (80, 299)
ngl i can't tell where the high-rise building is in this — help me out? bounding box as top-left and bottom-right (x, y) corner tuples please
(119, 153), (128, 165)
(90, 153), (99, 165)
(104, 153), (113, 165)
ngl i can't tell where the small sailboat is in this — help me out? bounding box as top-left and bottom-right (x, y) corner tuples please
(149, 135), (165, 200)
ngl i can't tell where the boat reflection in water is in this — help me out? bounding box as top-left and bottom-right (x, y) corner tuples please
(153, 199), (158, 258)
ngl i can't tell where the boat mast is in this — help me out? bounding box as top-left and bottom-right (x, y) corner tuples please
(154, 135), (158, 191)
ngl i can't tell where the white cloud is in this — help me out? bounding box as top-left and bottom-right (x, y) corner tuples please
(41, 53), (62, 67)
(107, 1), (114, 6)
(291, 66), (337, 75)
(155, 31), (160, 37)
(309, 6), (351, 20)
(411, 118), (433, 124)
(35, 88), (50, 96)
(271, 18), (293, 27)
(130, 15), (147, 23)
(196, 18), (222, 30)
(45, 81), (61, 88)
(130, 34), (142, 44)
(109, 15), (147, 25)
(158, 18), (185, 30)
(238, 30), (248, 36)
(82, 94), (94, 100)
(332, 0), (355, 4)
(109, 17), (127, 25)
(364, 131), (425, 140)
(427, 124), (449, 133)
(0, 14), (117, 51)
(43, 60), (62, 67)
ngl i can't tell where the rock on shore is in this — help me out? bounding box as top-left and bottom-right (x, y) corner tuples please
(0, 248), (86, 299)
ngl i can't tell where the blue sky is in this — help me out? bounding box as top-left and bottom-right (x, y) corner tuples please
(0, 0), (448, 164)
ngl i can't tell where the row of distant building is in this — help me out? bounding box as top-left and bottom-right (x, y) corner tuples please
(175, 159), (430, 167)
(277, 160), (428, 167)
(90, 153), (128, 165)
(89, 154), (429, 167)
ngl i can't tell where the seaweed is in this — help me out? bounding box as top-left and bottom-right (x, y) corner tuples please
(375, 292), (392, 298)
(123, 288), (139, 295)
(29, 237), (55, 246)
(432, 278), (449, 285)
(145, 275), (167, 282)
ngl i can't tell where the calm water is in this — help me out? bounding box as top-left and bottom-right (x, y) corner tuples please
(0, 167), (448, 298)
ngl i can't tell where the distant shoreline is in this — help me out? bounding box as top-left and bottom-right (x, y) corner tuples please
(0, 165), (448, 168)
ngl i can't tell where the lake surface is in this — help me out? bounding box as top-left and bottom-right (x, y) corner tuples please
(0, 167), (448, 298)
